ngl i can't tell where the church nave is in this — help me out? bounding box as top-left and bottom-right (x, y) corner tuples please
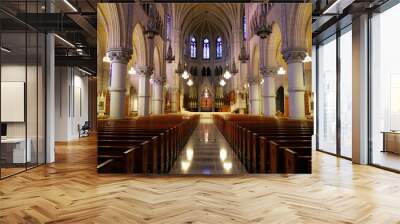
(170, 114), (247, 175)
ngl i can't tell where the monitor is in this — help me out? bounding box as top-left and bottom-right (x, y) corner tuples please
(1, 123), (7, 137)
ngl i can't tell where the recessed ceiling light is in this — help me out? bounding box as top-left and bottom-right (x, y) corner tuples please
(63, 0), (78, 12)
(54, 34), (75, 48)
(1, 47), (11, 53)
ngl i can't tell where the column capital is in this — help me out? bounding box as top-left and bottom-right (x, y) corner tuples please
(135, 65), (153, 77)
(247, 76), (261, 85)
(106, 48), (132, 64)
(260, 66), (277, 78)
(282, 48), (307, 64)
(151, 76), (164, 85)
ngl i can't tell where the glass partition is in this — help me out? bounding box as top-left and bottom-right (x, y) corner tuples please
(0, 1), (46, 179)
(317, 35), (337, 155)
(370, 3), (400, 171)
(339, 27), (352, 158)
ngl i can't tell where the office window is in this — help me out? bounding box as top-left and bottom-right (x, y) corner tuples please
(317, 35), (337, 155)
(371, 3), (400, 171)
(340, 27), (352, 158)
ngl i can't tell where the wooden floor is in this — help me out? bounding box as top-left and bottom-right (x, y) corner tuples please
(1, 136), (400, 223)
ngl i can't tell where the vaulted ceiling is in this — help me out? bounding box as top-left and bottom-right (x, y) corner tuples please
(174, 3), (241, 41)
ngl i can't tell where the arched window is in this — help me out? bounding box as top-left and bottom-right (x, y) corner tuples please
(203, 38), (210, 59)
(216, 37), (222, 59)
(190, 36), (196, 59)
(166, 15), (172, 40)
(243, 16), (247, 40)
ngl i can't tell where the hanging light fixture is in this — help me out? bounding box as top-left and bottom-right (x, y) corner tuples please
(103, 55), (110, 63)
(255, 3), (272, 39)
(302, 53), (312, 63)
(175, 61), (184, 74)
(277, 66), (286, 75)
(223, 64), (232, 80)
(187, 79), (193, 86)
(260, 78), (264, 85)
(219, 79), (226, 86)
(128, 67), (137, 75)
(165, 40), (175, 63)
(181, 63), (190, 79)
(231, 60), (238, 75)
(238, 39), (249, 63)
(144, 4), (159, 39)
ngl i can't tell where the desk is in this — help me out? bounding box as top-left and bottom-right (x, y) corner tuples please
(1, 138), (31, 163)
(382, 132), (400, 154)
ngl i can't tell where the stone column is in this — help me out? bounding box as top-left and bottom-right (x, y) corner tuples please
(283, 49), (306, 119)
(248, 77), (261, 115)
(169, 87), (179, 113)
(152, 76), (164, 115)
(107, 48), (131, 119)
(261, 66), (276, 117)
(136, 65), (152, 116)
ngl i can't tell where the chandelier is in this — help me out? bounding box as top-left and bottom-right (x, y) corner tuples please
(103, 55), (111, 63)
(238, 40), (249, 63)
(303, 53), (312, 63)
(181, 63), (189, 80)
(255, 4), (272, 39)
(223, 64), (232, 80)
(182, 70), (189, 80)
(165, 40), (175, 63)
(144, 4), (159, 39)
(128, 67), (137, 75)
(175, 61), (184, 74)
(219, 79), (226, 86)
(277, 66), (286, 75)
(231, 60), (238, 75)
(187, 79), (193, 86)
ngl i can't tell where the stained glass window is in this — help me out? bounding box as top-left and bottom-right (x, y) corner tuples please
(203, 38), (210, 59)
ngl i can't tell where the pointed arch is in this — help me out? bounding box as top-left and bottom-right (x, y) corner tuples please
(132, 23), (147, 66)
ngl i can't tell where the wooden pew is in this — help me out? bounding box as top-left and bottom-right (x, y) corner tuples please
(97, 114), (200, 174)
(284, 147), (311, 173)
(269, 140), (311, 173)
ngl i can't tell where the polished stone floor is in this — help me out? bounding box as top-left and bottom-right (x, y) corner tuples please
(170, 115), (247, 175)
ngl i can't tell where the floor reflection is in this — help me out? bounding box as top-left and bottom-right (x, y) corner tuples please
(170, 116), (247, 175)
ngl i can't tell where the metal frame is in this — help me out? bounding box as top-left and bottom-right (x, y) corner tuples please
(315, 22), (353, 161)
(367, 1), (400, 172)
(0, 0), (48, 180)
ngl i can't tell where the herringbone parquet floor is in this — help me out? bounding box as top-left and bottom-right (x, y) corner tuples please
(1, 136), (400, 224)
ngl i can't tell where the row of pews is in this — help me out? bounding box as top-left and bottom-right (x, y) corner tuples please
(213, 114), (313, 174)
(97, 115), (200, 174)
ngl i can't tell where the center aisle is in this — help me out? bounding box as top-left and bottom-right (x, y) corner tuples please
(170, 114), (247, 174)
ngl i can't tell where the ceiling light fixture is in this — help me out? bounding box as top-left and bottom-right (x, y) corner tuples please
(63, 0), (78, 12)
(277, 67), (286, 75)
(223, 64), (232, 79)
(78, 67), (93, 76)
(54, 34), (75, 48)
(219, 79), (226, 86)
(182, 70), (189, 80)
(303, 53), (312, 63)
(103, 56), (111, 63)
(187, 79), (193, 86)
(1, 47), (11, 53)
(128, 67), (137, 75)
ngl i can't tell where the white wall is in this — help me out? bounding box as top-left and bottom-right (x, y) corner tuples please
(55, 67), (89, 141)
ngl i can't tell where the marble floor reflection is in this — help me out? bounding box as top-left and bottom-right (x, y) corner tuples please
(170, 115), (247, 175)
